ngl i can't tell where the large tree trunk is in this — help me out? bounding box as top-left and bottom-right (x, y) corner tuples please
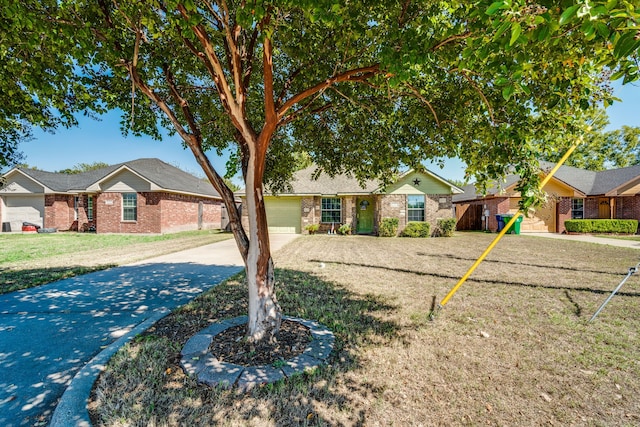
(182, 136), (281, 343)
(243, 151), (282, 342)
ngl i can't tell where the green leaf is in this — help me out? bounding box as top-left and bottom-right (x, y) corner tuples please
(486, 1), (506, 16)
(559, 5), (580, 25)
(582, 21), (596, 39)
(536, 24), (550, 41)
(595, 22), (610, 38)
(510, 22), (521, 46)
(613, 32), (638, 58)
(502, 84), (515, 100)
(494, 20), (511, 39)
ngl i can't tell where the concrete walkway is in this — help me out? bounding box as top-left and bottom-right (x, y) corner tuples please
(0, 234), (298, 427)
(523, 232), (640, 249)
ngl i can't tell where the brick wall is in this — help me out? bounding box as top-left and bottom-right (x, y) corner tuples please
(96, 192), (161, 233)
(557, 197), (572, 234)
(425, 194), (454, 225)
(615, 196), (640, 221)
(379, 194), (455, 235)
(584, 197), (599, 219)
(44, 194), (75, 231)
(301, 196), (317, 233)
(378, 194), (405, 235)
(95, 192), (221, 234)
(160, 193), (222, 233)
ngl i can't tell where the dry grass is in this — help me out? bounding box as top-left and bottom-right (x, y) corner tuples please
(90, 233), (640, 426)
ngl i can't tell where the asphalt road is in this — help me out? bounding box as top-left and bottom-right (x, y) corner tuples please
(0, 235), (298, 427)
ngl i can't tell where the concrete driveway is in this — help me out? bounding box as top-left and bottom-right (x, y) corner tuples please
(0, 234), (298, 427)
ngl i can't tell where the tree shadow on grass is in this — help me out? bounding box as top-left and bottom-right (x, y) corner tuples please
(416, 252), (627, 277)
(310, 259), (640, 298)
(93, 268), (401, 426)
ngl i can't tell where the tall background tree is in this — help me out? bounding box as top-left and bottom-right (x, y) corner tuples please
(57, 161), (111, 174)
(3, 0), (639, 343)
(542, 107), (640, 170)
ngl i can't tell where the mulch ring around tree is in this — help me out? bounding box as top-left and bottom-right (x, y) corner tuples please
(209, 319), (311, 366)
(180, 316), (335, 392)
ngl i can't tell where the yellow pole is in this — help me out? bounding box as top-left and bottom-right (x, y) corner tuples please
(437, 141), (581, 310)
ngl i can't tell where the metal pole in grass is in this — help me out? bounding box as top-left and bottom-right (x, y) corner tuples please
(429, 141), (581, 320)
(589, 262), (640, 322)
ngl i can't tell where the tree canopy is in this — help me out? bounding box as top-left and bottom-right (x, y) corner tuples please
(2, 1), (638, 188)
(57, 161), (111, 174)
(543, 107), (640, 171)
(2, 0), (639, 341)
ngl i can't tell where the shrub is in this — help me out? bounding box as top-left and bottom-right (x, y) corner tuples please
(435, 218), (457, 237)
(378, 218), (399, 237)
(305, 223), (320, 234)
(338, 224), (351, 235)
(564, 219), (638, 234)
(401, 222), (430, 238)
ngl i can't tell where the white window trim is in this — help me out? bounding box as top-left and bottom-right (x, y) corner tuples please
(407, 195), (425, 222)
(122, 193), (137, 222)
(321, 197), (342, 223)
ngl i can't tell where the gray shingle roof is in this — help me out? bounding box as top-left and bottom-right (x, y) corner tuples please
(454, 161), (640, 202)
(276, 166), (380, 195)
(252, 165), (461, 196)
(589, 164), (640, 195)
(16, 158), (220, 198)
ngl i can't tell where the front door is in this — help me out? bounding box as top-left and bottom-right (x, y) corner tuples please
(356, 197), (374, 234)
(598, 198), (611, 219)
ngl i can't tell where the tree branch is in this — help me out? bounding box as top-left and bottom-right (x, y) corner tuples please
(405, 83), (440, 127)
(459, 70), (495, 124)
(276, 67), (302, 108)
(178, 4), (256, 142)
(431, 31), (471, 51)
(278, 91), (329, 126)
(162, 64), (201, 141)
(277, 65), (381, 121)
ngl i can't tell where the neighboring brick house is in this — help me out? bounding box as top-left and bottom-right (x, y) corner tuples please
(453, 161), (640, 234)
(0, 158), (223, 233)
(239, 166), (462, 235)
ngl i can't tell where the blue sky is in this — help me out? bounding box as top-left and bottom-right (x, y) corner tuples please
(15, 81), (640, 184)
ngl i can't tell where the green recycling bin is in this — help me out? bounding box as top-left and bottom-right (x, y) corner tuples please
(501, 214), (523, 235)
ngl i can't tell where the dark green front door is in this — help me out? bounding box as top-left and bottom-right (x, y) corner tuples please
(356, 197), (374, 234)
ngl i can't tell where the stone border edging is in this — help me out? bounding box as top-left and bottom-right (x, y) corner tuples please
(180, 316), (335, 392)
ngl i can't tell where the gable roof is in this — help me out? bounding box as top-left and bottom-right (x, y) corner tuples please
(453, 161), (640, 202)
(250, 165), (461, 196)
(3, 159), (221, 198)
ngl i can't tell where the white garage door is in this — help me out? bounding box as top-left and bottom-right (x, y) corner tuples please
(2, 195), (45, 231)
(264, 197), (301, 234)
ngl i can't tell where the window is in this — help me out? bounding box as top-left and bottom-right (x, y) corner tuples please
(321, 198), (341, 223)
(571, 198), (584, 219)
(87, 196), (93, 221)
(407, 195), (425, 222)
(74, 196), (79, 220)
(122, 193), (137, 221)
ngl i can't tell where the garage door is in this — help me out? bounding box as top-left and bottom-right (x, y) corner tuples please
(2, 195), (45, 231)
(264, 196), (301, 234)
(512, 197), (556, 232)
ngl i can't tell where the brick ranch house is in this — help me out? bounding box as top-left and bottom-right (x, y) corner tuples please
(0, 158), (225, 233)
(454, 161), (640, 233)
(239, 166), (462, 235)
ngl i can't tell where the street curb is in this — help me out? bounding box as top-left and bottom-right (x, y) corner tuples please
(49, 308), (171, 427)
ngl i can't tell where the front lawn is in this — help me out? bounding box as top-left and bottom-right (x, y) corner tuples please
(0, 230), (232, 294)
(90, 233), (640, 426)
